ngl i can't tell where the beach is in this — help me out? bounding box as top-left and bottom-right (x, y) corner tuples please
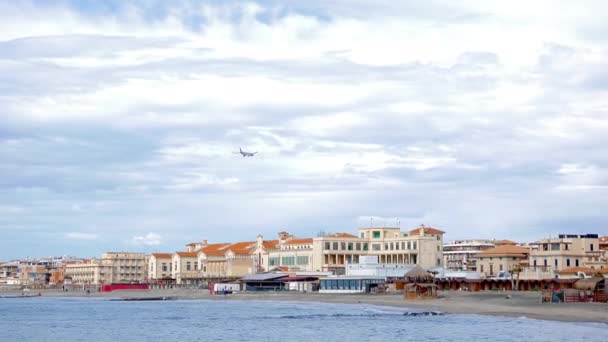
(4, 288), (607, 324)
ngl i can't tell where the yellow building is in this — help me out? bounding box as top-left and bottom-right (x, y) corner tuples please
(529, 234), (606, 273)
(311, 225), (445, 275)
(476, 245), (529, 278)
(66, 252), (147, 285)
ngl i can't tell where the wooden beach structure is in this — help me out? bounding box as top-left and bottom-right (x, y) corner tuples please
(398, 265), (438, 300)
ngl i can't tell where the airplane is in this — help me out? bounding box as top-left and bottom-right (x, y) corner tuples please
(234, 147), (257, 157)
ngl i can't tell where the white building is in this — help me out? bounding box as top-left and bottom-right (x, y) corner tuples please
(346, 255), (417, 277)
(443, 240), (495, 271)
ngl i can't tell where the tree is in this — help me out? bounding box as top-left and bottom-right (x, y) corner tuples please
(509, 266), (523, 291)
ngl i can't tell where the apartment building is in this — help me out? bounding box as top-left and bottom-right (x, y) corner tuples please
(0, 262), (19, 285)
(148, 253), (172, 281)
(529, 234), (606, 273)
(476, 245), (529, 278)
(65, 261), (109, 285)
(443, 240), (495, 271)
(66, 252), (147, 285)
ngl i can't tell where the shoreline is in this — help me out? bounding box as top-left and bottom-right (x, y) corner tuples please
(3, 289), (607, 324)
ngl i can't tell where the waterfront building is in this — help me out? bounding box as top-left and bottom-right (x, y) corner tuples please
(311, 225), (445, 275)
(528, 234), (606, 273)
(443, 239), (495, 271)
(0, 262), (19, 285)
(267, 236), (314, 272)
(17, 265), (48, 286)
(171, 252), (199, 285)
(66, 252), (147, 285)
(148, 253), (173, 281)
(65, 260), (108, 285)
(476, 245), (529, 278)
(196, 243), (231, 278)
(318, 276), (385, 293)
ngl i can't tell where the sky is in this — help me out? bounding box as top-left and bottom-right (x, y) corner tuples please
(1, 0), (607, 260)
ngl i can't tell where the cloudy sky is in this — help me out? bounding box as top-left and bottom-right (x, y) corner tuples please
(1, 0), (607, 260)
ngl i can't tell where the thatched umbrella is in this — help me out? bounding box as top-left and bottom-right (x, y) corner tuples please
(404, 265), (434, 283)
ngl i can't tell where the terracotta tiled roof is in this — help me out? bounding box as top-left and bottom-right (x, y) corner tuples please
(199, 243), (231, 256)
(326, 233), (358, 238)
(286, 238), (313, 245)
(262, 240), (279, 249)
(226, 241), (256, 255)
(176, 252), (197, 257)
(409, 225), (445, 236)
(151, 253), (173, 259)
(478, 245), (529, 256)
(557, 267), (606, 274)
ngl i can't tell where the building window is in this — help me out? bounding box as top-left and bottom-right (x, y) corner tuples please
(564, 244), (569, 251)
(347, 243), (353, 251)
(437, 246), (440, 251)
(363, 243), (369, 251)
(390, 242), (394, 250)
(281, 256), (295, 266)
(356, 243), (361, 251)
(373, 231), (381, 239)
(590, 244), (594, 251)
(543, 259), (547, 267)
(436, 259), (441, 266)
(333, 242), (338, 250)
(186, 262), (191, 271)
(372, 244), (381, 251)
(566, 259), (570, 267)
(269, 257), (280, 266)
(554, 259), (558, 268)
(360, 232), (364, 238)
(407, 242), (411, 250)
(575, 259), (579, 267)
(341, 242), (346, 250)
(396, 243), (400, 250)
(385, 243), (389, 250)
(551, 243), (560, 251)
(325, 242), (331, 250)
(297, 256), (309, 265)
(480, 265), (484, 272)
(499, 264), (503, 271)
(413, 242), (417, 250)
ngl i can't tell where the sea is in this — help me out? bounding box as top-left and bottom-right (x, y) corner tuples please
(0, 297), (606, 341)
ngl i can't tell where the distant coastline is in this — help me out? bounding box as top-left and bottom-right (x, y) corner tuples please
(2, 289), (606, 324)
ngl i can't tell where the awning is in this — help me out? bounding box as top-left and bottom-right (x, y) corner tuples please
(240, 273), (288, 281)
(279, 277), (318, 282)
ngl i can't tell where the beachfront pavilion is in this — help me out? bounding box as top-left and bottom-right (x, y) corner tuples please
(319, 277), (385, 293)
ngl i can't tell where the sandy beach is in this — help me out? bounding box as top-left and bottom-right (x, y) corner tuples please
(4, 288), (607, 324)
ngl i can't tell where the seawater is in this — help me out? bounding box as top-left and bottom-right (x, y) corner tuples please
(0, 297), (606, 341)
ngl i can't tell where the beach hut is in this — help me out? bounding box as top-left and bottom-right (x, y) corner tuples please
(573, 277), (607, 302)
(404, 283), (438, 299)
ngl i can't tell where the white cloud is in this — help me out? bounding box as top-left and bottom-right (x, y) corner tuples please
(131, 233), (163, 246)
